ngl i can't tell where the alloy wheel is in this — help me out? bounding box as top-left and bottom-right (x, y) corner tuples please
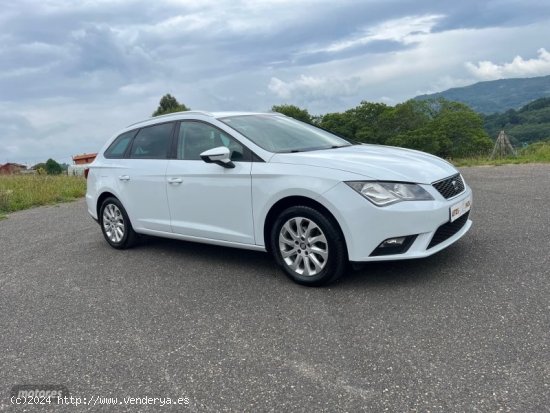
(102, 203), (125, 244)
(278, 217), (328, 276)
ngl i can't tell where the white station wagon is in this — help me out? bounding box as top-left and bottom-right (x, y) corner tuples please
(86, 111), (472, 286)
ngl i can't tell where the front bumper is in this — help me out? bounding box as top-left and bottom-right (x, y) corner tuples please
(321, 181), (473, 262)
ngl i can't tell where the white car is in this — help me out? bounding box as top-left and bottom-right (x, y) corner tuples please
(86, 111), (472, 286)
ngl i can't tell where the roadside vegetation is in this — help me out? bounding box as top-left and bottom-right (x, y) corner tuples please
(452, 140), (550, 167)
(0, 175), (86, 216)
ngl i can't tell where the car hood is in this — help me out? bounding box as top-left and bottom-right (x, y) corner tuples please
(269, 144), (458, 184)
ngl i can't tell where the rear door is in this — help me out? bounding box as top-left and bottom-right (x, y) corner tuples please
(166, 121), (254, 244)
(116, 122), (175, 232)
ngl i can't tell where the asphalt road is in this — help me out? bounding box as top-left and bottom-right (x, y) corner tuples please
(1, 164), (549, 412)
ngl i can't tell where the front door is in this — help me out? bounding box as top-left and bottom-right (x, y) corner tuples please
(166, 121), (254, 244)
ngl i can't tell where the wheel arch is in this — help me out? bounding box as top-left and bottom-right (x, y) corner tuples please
(96, 191), (118, 219)
(263, 195), (348, 254)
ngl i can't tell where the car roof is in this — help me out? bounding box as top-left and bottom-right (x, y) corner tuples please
(126, 111), (279, 129)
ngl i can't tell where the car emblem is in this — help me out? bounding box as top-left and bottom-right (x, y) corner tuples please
(451, 180), (457, 190)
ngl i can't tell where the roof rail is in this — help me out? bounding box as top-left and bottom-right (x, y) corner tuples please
(126, 110), (214, 128)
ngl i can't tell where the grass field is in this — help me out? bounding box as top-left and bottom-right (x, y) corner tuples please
(452, 141), (550, 167)
(0, 175), (86, 217)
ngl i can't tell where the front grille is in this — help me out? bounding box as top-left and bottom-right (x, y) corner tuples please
(427, 211), (470, 249)
(432, 174), (465, 199)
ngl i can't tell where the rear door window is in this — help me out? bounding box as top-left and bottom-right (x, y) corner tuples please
(129, 123), (175, 159)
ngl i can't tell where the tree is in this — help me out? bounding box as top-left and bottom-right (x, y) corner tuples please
(268, 97), (495, 157)
(152, 94), (190, 117)
(318, 112), (356, 139)
(431, 100), (493, 158)
(387, 127), (452, 156)
(382, 99), (492, 157)
(376, 100), (433, 144)
(348, 101), (390, 144)
(45, 158), (63, 175)
(271, 104), (313, 123)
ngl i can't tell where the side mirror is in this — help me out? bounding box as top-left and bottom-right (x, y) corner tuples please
(199, 146), (235, 168)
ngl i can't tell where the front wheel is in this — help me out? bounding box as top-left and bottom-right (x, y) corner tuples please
(270, 206), (348, 286)
(99, 197), (138, 249)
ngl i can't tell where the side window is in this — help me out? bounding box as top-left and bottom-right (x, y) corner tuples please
(129, 123), (174, 159)
(104, 131), (135, 158)
(177, 122), (247, 161)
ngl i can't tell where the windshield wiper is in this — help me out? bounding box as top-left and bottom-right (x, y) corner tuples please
(283, 144), (351, 153)
(313, 144), (352, 151)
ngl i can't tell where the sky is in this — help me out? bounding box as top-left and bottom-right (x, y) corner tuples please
(1, 0), (550, 165)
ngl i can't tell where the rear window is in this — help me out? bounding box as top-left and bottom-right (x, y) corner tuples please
(104, 131), (135, 158)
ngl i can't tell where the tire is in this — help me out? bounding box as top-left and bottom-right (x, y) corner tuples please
(99, 197), (138, 249)
(270, 206), (348, 286)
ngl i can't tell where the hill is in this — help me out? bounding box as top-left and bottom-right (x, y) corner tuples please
(415, 75), (550, 114)
(483, 97), (550, 145)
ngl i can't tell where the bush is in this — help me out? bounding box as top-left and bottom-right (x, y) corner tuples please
(45, 158), (63, 175)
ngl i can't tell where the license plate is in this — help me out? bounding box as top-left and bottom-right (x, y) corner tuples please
(450, 195), (472, 222)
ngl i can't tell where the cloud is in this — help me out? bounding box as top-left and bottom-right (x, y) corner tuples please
(466, 48), (550, 80)
(268, 75), (360, 101)
(307, 14), (443, 54)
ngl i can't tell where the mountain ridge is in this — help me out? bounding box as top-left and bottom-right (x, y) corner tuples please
(414, 75), (550, 114)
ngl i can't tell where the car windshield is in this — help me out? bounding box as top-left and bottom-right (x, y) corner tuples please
(219, 114), (352, 153)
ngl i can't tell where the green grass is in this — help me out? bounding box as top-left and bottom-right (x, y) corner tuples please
(0, 174), (86, 215)
(451, 141), (550, 167)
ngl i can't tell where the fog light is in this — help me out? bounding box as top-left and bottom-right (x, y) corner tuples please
(370, 235), (417, 256)
(379, 237), (406, 248)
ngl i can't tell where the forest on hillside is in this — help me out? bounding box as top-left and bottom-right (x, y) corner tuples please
(483, 97), (550, 146)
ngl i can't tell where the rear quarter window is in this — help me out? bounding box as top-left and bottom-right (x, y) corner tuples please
(104, 131), (135, 159)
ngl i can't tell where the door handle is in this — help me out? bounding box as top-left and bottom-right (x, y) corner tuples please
(119, 175), (130, 181)
(167, 177), (183, 184)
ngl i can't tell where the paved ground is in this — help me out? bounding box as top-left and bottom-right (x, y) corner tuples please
(1, 164), (549, 412)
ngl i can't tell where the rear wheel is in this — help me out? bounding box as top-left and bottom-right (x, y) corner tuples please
(99, 197), (137, 249)
(270, 206), (347, 286)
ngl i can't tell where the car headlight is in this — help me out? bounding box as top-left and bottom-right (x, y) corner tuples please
(345, 181), (434, 206)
